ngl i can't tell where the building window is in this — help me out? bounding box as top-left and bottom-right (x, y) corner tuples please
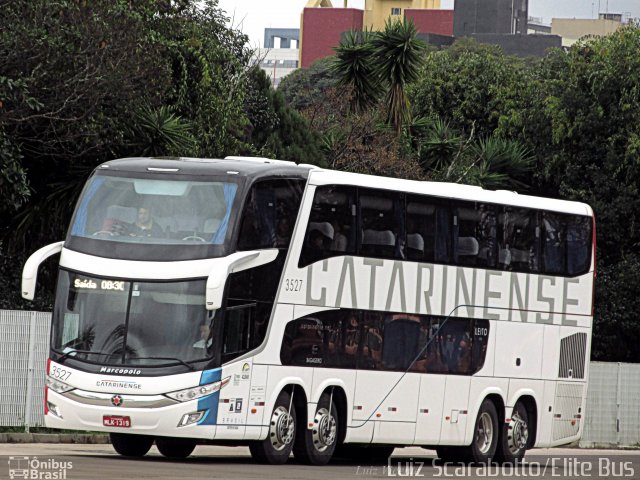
(391, 7), (401, 15)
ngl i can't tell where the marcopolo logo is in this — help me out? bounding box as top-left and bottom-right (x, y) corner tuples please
(99, 367), (142, 375)
(8, 456), (73, 479)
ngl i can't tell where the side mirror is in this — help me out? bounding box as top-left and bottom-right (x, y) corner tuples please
(206, 249), (279, 310)
(22, 241), (64, 300)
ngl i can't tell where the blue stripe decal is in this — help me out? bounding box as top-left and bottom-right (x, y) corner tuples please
(197, 368), (222, 425)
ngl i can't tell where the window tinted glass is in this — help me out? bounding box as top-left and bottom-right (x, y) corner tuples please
(70, 175), (238, 246)
(360, 189), (405, 259)
(499, 207), (539, 272)
(52, 271), (212, 367)
(406, 196), (452, 263)
(296, 186), (591, 277)
(566, 215), (592, 275)
(542, 211), (566, 274)
(280, 310), (359, 369)
(222, 303), (254, 360)
(238, 179), (304, 250)
(380, 313), (421, 371)
(454, 202), (499, 268)
(281, 309), (489, 375)
(299, 186), (356, 267)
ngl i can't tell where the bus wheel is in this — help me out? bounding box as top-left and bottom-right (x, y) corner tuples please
(155, 437), (196, 458)
(249, 390), (296, 464)
(495, 402), (529, 463)
(465, 399), (499, 463)
(110, 433), (154, 457)
(293, 392), (339, 465)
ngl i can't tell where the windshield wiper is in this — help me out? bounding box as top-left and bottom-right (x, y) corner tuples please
(56, 350), (196, 371)
(57, 349), (116, 363)
(126, 356), (196, 371)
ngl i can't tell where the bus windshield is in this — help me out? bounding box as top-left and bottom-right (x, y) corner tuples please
(68, 174), (239, 250)
(52, 271), (215, 367)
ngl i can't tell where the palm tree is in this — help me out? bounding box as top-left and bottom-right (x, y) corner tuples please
(465, 136), (533, 190)
(415, 116), (534, 190)
(332, 30), (382, 113)
(371, 19), (426, 134)
(129, 106), (196, 157)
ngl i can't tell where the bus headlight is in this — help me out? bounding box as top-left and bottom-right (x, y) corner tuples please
(165, 376), (230, 403)
(46, 376), (74, 394)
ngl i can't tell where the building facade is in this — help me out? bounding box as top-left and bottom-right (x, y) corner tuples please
(551, 15), (623, 47)
(363, 0), (441, 31)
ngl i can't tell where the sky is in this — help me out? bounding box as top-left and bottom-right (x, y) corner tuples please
(216, 0), (640, 48)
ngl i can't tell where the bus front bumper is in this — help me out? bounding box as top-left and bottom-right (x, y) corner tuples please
(45, 388), (217, 439)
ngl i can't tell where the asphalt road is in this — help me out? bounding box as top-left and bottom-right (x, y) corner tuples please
(1, 444), (639, 480)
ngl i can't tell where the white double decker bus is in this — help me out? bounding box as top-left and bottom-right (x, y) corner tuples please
(23, 156), (595, 465)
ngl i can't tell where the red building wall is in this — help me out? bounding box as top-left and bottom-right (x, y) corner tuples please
(404, 9), (454, 36)
(301, 8), (364, 68)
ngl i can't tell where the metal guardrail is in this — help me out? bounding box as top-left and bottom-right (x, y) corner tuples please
(0, 310), (638, 446)
(581, 361), (640, 447)
(0, 310), (50, 430)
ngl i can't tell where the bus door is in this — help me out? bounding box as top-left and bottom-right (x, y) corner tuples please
(215, 303), (257, 439)
(414, 316), (477, 445)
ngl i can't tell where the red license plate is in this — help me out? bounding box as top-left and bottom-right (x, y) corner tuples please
(103, 415), (131, 428)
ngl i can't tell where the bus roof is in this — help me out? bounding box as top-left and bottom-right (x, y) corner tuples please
(97, 157), (591, 216)
(97, 157), (312, 180)
(307, 169), (593, 217)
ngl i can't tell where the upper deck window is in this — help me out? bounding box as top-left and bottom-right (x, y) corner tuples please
(298, 185), (592, 277)
(66, 173), (241, 261)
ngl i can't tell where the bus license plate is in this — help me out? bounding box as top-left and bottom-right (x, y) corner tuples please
(103, 415), (131, 428)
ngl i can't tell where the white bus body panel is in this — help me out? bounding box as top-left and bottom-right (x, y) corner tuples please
(414, 374), (446, 445)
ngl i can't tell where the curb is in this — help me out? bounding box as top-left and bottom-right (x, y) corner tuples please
(0, 433), (110, 444)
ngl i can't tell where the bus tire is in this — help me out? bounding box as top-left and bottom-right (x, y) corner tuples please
(109, 433), (154, 457)
(464, 399), (499, 463)
(495, 401), (529, 463)
(293, 392), (339, 465)
(155, 437), (196, 458)
(249, 390), (296, 465)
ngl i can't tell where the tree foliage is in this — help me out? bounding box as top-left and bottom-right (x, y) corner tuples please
(333, 20), (426, 133)
(278, 57), (337, 111)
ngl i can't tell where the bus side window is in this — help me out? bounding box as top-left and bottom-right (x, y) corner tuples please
(299, 186), (356, 267)
(358, 311), (384, 370)
(406, 197), (435, 262)
(381, 313), (421, 371)
(238, 179), (304, 250)
(281, 317), (324, 366)
(406, 198), (452, 264)
(566, 215), (592, 276)
(359, 189), (405, 260)
(435, 205), (452, 263)
(499, 207), (539, 273)
(325, 310), (360, 369)
(221, 303), (255, 362)
(542, 211), (566, 275)
(428, 318), (473, 375)
(454, 202), (482, 267)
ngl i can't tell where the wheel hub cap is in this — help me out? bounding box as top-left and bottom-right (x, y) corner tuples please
(312, 408), (337, 452)
(270, 406), (294, 451)
(476, 412), (494, 455)
(508, 412), (529, 453)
